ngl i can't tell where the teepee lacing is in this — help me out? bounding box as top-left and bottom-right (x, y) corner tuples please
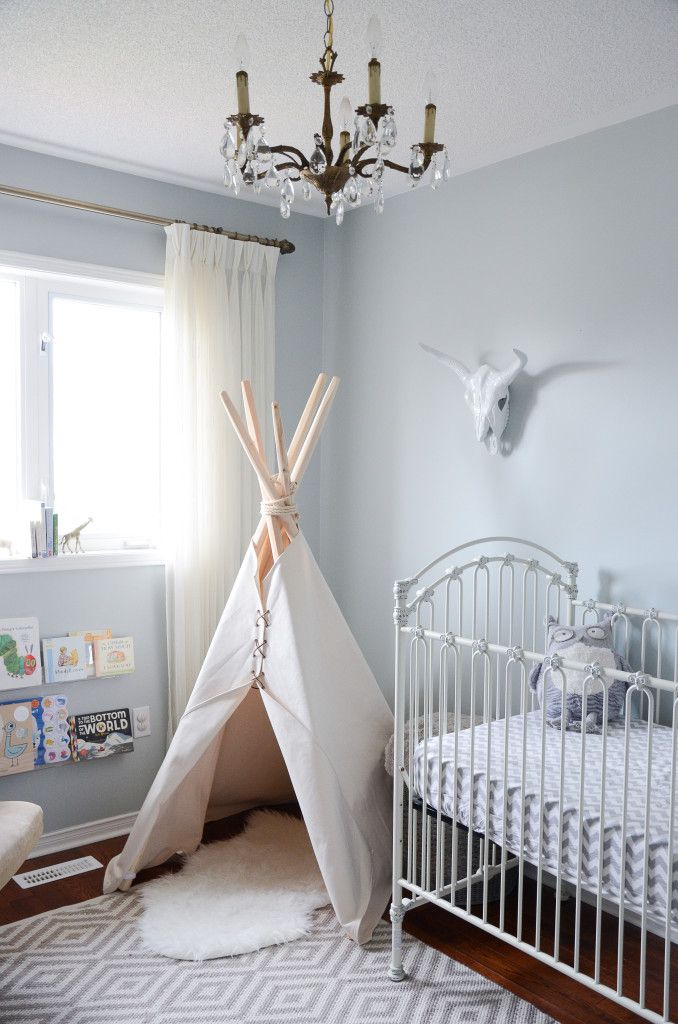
(252, 609), (271, 688)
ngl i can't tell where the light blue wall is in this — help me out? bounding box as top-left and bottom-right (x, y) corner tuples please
(4, 103), (678, 830)
(0, 566), (167, 831)
(0, 144), (325, 831)
(321, 105), (678, 698)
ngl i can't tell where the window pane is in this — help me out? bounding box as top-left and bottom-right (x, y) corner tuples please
(0, 279), (21, 555)
(51, 294), (161, 547)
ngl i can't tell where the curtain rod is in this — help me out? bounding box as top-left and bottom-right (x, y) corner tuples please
(0, 183), (295, 255)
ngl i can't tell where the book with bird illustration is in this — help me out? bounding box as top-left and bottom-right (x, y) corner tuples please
(0, 694), (70, 776)
(0, 699), (35, 775)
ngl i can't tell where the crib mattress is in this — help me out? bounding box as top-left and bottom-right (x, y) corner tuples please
(412, 711), (678, 921)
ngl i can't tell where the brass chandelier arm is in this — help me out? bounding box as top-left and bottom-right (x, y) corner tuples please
(334, 141), (352, 165)
(353, 157), (408, 178)
(271, 165), (303, 182)
(269, 144), (309, 168)
(254, 164), (302, 184)
(353, 144), (444, 178)
(383, 157), (421, 174)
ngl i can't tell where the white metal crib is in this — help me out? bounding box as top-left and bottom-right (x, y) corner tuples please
(389, 536), (678, 1023)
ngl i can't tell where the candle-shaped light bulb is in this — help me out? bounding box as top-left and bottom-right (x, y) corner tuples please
(423, 70), (437, 144)
(339, 95), (353, 132)
(365, 15), (382, 105)
(365, 15), (382, 59)
(233, 32), (250, 71)
(233, 32), (251, 115)
(339, 95), (353, 158)
(424, 70), (437, 106)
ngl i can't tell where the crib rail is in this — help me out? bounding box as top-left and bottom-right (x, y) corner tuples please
(389, 538), (678, 1024)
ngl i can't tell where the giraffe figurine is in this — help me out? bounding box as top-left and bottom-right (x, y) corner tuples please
(61, 517), (93, 554)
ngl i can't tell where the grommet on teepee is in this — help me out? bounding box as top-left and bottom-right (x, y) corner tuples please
(103, 374), (393, 947)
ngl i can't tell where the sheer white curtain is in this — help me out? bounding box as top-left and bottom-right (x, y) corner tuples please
(162, 223), (278, 736)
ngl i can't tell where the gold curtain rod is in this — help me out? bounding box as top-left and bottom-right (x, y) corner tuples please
(0, 183), (295, 255)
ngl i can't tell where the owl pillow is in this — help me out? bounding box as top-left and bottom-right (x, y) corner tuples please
(529, 615), (631, 732)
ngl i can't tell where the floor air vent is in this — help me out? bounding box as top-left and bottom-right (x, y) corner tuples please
(12, 855), (103, 889)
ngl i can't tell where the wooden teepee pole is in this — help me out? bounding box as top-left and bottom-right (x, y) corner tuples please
(220, 372), (340, 566)
(290, 376), (340, 484)
(272, 402), (297, 540)
(287, 373), (327, 469)
(241, 382), (284, 559)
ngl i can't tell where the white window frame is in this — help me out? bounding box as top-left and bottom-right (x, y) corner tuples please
(0, 249), (164, 562)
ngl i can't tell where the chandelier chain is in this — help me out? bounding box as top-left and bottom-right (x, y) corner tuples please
(323, 0), (334, 54)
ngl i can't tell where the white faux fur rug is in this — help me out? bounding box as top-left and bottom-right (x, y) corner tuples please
(137, 810), (329, 960)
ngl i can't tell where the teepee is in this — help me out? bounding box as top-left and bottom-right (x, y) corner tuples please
(104, 374), (393, 944)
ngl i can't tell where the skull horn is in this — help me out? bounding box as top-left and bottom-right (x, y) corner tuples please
(496, 348), (527, 388)
(419, 343), (471, 387)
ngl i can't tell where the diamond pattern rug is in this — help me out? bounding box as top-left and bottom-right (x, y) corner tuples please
(0, 894), (554, 1023)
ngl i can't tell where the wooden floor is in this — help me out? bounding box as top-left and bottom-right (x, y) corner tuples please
(1, 814), (673, 1024)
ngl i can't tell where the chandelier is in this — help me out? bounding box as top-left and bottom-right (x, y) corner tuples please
(218, 1), (450, 224)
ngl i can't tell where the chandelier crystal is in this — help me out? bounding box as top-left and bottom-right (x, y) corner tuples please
(219, 1), (449, 224)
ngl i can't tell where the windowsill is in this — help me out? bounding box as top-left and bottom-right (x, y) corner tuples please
(0, 549), (166, 575)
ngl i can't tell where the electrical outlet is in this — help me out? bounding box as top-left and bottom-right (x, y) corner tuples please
(132, 706), (151, 738)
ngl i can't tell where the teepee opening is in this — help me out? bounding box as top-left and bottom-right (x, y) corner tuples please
(104, 373), (393, 947)
(207, 688), (294, 818)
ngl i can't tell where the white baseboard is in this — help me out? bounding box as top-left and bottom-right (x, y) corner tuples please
(30, 811), (138, 859)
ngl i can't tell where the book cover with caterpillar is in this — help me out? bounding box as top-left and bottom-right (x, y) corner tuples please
(0, 619), (41, 691)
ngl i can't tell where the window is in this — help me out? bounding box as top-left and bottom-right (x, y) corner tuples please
(0, 277), (21, 550)
(0, 256), (163, 557)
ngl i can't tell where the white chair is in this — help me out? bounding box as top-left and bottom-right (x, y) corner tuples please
(0, 801), (43, 889)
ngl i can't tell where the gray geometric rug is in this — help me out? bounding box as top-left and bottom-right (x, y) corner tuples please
(0, 894), (554, 1023)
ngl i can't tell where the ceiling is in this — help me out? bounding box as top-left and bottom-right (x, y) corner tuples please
(1, 0), (678, 216)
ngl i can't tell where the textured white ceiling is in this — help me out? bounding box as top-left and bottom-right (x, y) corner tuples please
(1, 0), (677, 216)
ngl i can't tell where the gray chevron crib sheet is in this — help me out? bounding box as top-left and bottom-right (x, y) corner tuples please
(412, 711), (678, 922)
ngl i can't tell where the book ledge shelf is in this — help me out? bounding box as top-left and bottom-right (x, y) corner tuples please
(0, 550), (165, 576)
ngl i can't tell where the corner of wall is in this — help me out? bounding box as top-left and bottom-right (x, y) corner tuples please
(318, 212), (334, 571)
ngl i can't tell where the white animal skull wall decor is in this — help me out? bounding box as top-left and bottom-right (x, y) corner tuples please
(420, 344), (527, 454)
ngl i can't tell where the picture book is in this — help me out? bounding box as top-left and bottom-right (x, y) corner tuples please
(31, 694), (71, 766)
(69, 707), (134, 761)
(42, 636), (88, 684)
(0, 699), (35, 775)
(0, 618), (41, 691)
(68, 629), (113, 677)
(43, 506), (54, 557)
(93, 636), (134, 677)
(0, 694), (71, 776)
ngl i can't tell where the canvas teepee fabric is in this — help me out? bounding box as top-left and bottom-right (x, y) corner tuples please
(104, 375), (393, 944)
